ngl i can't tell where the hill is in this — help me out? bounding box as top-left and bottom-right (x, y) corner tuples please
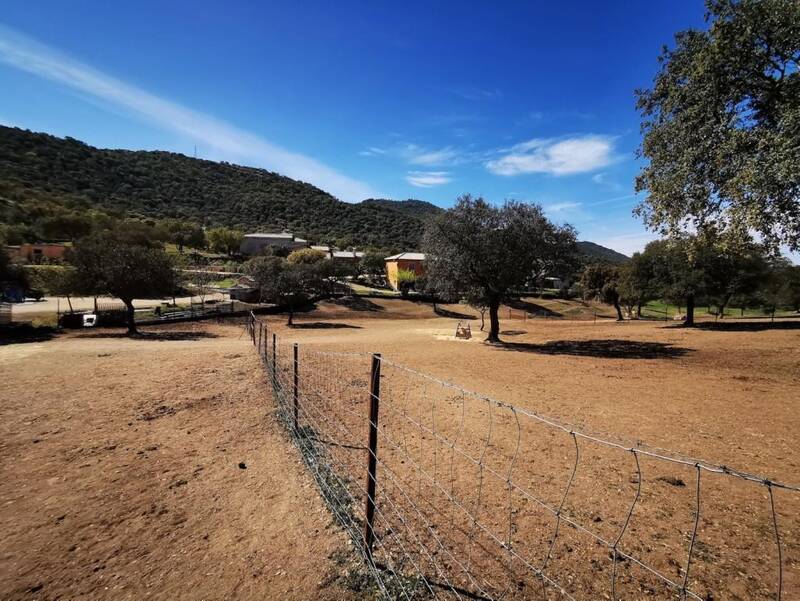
(0, 126), (629, 260)
(0, 126), (438, 249)
(576, 241), (629, 264)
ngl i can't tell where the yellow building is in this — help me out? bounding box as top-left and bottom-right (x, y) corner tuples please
(384, 252), (426, 290)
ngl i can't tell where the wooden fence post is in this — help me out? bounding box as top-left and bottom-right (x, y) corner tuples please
(364, 353), (382, 559)
(293, 343), (299, 431)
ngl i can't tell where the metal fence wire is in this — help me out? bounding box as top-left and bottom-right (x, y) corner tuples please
(246, 313), (798, 600)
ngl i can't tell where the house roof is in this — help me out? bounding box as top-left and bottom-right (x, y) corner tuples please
(244, 232), (294, 239)
(332, 250), (364, 259)
(385, 252), (426, 261)
(310, 245), (331, 252)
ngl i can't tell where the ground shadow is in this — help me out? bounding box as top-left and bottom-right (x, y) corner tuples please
(507, 298), (563, 317)
(289, 322), (361, 330)
(0, 325), (58, 345)
(500, 330), (526, 336)
(497, 338), (691, 359)
(75, 330), (220, 341)
(329, 296), (384, 312)
(670, 320), (800, 332)
(433, 305), (476, 320)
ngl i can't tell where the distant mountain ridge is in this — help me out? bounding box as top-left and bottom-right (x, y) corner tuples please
(0, 126), (628, 260)
(576, 241), (629, 264)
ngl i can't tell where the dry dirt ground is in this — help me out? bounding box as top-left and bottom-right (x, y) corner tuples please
(259, 297), (800, 599)
(0, 322), (365, 601)
(2, 298), (799, 600)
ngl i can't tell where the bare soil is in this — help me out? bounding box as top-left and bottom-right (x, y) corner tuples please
(262, 298), (800, 599)
(2, 298), (799, 600)
(0, 322), (363, 601)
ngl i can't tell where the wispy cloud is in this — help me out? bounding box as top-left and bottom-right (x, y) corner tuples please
(360, 142), (467, 167)
(449, 86), (503, 101)
(404, 144), (462, 166)
(406, 171), (451, 187)
(543, 201), (583, 215)
(0, 24), (377, 202)
(359, 146), (387, 157)
(486, 135), (616, 176)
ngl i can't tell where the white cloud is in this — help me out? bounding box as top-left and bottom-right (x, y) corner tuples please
(404, 144), (461, 166)
(486, 135), (616, 176)
(0, 25), (378, 202)
(406, 171), (451, 187)
(359, 146), (387, 157)
(543, 201), (582, 214)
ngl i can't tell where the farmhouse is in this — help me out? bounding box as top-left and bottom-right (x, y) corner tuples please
(239, 232), (308, 255)
(7, 242), (67, 264)
(384, 252), (426, 290)
(309, 246), (365, 263)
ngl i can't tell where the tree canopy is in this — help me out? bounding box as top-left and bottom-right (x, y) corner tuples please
(68, 234), (178, 333)
(635, 0), (800, 251)
(422, 195), (577, 342)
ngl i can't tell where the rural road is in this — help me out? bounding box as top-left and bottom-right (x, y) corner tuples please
(10, 293), (227, 315)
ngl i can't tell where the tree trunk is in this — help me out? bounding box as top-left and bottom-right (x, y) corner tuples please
(123, 299), (137, 335)
(479, 309), (486, 331)
(487, 299), (501, 343)
(635, 301), (642, 319)
(287, 305), (294, 326)
(685, 294), (695, 326)
(66, 295), (74, 313)
(719, 294), (731, 319)
(613, 298), (623, 321)
(93, 297), (98, 312)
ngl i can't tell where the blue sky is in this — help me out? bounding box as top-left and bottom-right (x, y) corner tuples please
(0, 1), (709, 254)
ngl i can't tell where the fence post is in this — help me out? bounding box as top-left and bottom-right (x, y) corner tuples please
(293, 343), (299, 431)
(364, 353), (382, 560)
(272, 333), (277, 381)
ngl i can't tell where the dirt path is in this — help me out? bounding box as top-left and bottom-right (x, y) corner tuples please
(0, 323), (360, 601)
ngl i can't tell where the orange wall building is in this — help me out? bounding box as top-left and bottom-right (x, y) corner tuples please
(384, 252), (426, 290)
(7, 243), (67, 263)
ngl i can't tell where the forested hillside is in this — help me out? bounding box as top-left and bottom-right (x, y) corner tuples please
(0, 126), (438, 249)
(0, 126), (628, 259)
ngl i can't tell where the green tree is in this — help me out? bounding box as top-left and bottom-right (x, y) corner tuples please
(617, 252), (656, 318)
(395, 268), (417, 299)
(422, 195), (577, 342)
(37, 212), (93, 241)
(580, 264), (624, 321)
(704, 239), (769, 317)
(646, 236), (720, 326)
(245, 256), (323, 325)
(287, 248), (326, 265)
(759, 257), (800, 314)
(360, 251), (387, 277)
(207, 227), (243, 256)
(68, 234), (178, 334)
(161, 219), (206, 253)
(636, 0), (800, 251)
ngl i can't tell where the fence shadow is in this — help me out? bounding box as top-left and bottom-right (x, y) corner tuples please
(75, 330), (220, 341)
(289, 322), (362, 330)
(330, 296), (385, 312)
(679, 319), (800, 332)
(433, 305), (477, 320)
(496, 338), (691, 359)
(507, 298), (562, 317)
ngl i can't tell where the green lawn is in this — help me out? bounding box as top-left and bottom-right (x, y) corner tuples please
(641, 300), (795, 319)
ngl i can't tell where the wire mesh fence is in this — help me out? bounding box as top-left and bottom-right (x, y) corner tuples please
(246, 313), (798, 600)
